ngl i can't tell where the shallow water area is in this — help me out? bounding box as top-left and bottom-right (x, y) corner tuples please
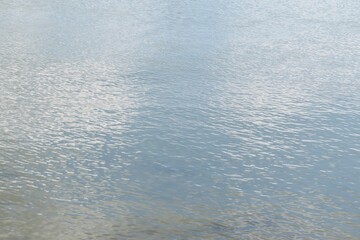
(0, 0), (359, 239)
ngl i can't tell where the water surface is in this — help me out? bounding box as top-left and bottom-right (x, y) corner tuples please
(1, 0), (359, 239)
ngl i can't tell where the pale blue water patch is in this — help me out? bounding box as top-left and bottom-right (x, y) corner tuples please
(1, 0), (360, 239)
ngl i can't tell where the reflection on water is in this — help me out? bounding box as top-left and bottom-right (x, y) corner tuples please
(1, 0), (359, 239)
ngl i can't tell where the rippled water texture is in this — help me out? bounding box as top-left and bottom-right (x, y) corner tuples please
(1, 0), (360, 239)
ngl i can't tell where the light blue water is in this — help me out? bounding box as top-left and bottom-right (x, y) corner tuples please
(1, 0), (359, 239)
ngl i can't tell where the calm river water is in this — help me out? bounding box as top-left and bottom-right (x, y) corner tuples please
(1, 0), (359, 239)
